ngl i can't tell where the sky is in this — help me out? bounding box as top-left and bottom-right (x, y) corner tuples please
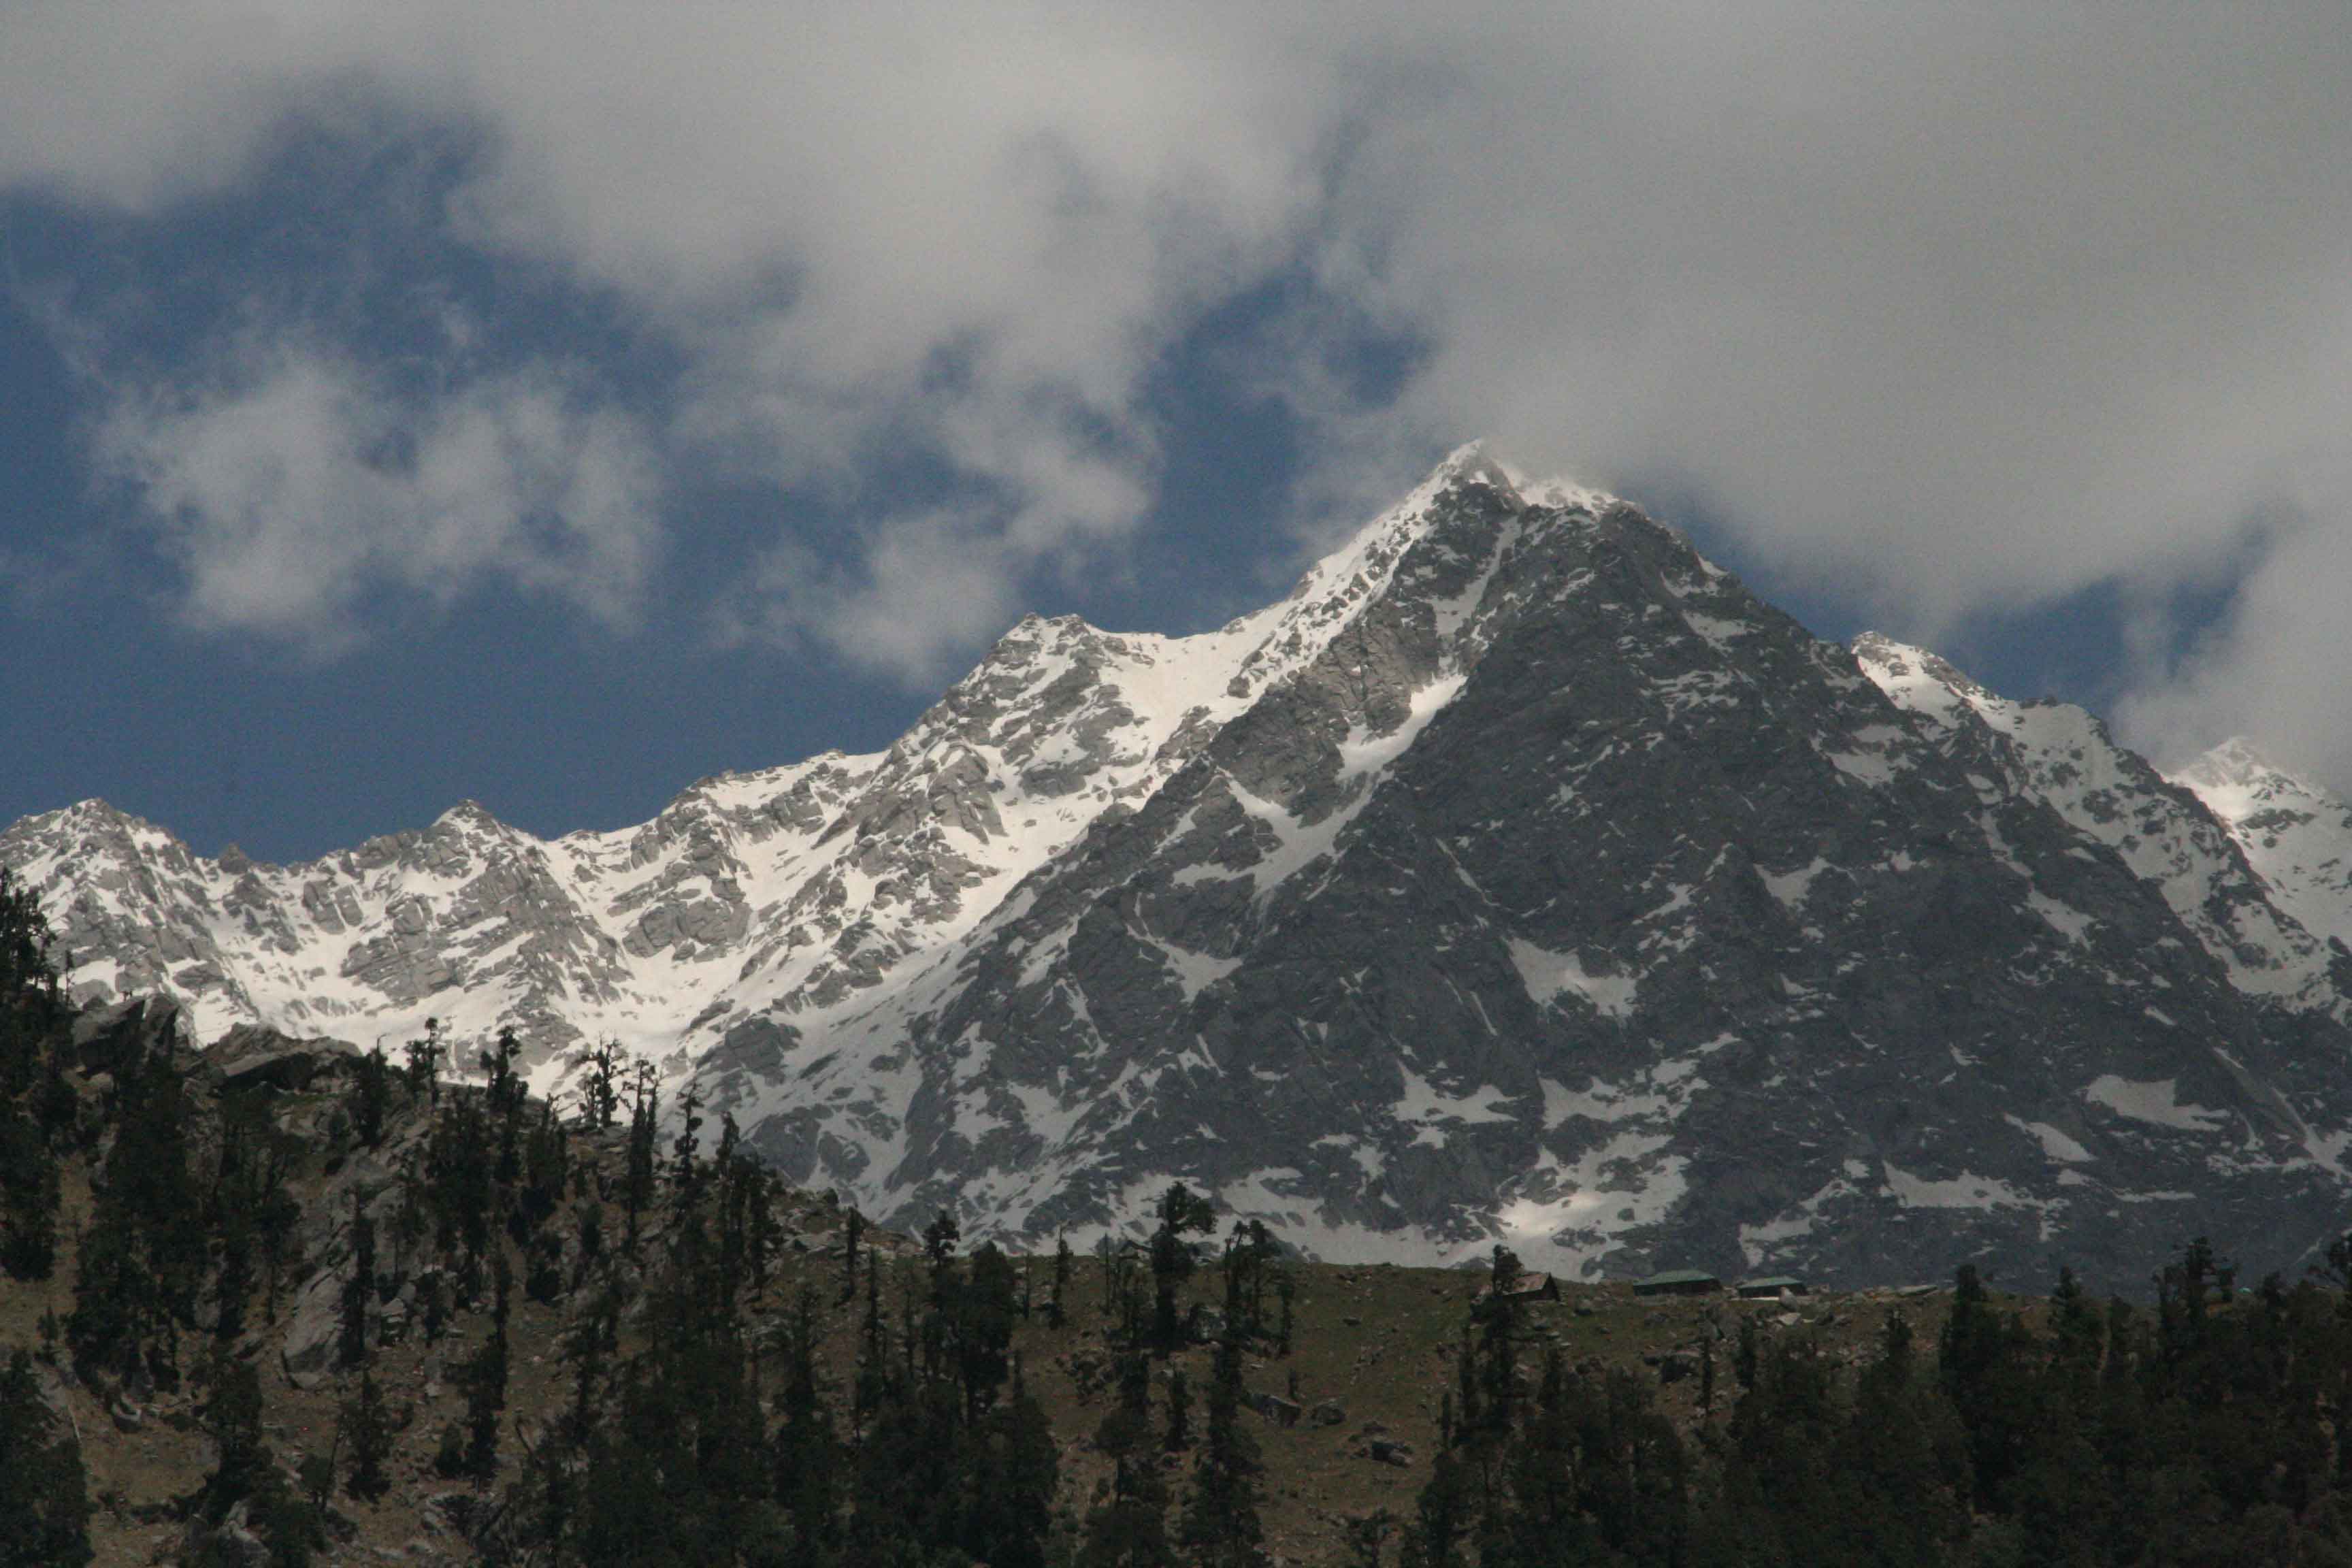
(3, 3), (2349, 863)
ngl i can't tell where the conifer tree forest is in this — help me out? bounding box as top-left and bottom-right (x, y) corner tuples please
(12, 869), (2352, 1563)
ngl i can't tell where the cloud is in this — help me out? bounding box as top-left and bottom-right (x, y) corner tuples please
(720, 512), (1026, 689)
(95, 344), (659, 647)
(2117, 496), (2352, 784)
(0, 2), (1337, 674)
(6, 3), (2352, 777)
(1309, 4), (2352, 775)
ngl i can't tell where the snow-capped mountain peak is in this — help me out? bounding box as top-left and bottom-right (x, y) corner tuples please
(12, 451), (2352, 1293)
(1855, 631), (2347, 1013)
(2178, 738), (2352, 956)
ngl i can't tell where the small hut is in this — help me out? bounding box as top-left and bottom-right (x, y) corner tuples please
(1633, 1269), (1723, 1298)
(1477, 1271), (1561, 1303)
(1736, 1275), (1809, 1301)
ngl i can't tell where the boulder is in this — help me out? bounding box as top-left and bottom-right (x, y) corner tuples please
(280, 1265), (349, 1390)
(69, 996), (183, 1077)
(209, 1025), (360, 1094)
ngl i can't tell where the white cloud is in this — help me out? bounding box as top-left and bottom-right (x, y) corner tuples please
(2117, 502), (2352, 785)
(0, 3), (1335, 669)
(6, 3), (2352, 778)
(95, 345), (658, 646)
(721, 511), (1026, 689)
(1311, 9), (2352, 760)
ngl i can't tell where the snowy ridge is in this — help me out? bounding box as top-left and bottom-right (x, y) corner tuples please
(0, 442), (1552, 1085)
(1853, 634), (2347, 1013)
(2177, 738), (2352, 956)
(10, 449), (2352, 1292)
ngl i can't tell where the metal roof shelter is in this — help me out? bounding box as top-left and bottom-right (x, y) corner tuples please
(1633, 1269), (1723, 1297)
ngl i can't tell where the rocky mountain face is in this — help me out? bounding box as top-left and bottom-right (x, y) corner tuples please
(2176, 737), (2352, 957)
(11, 446), (2352, 1292)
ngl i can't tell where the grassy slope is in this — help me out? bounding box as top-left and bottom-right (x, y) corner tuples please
(0, 1066), (1989, 1568)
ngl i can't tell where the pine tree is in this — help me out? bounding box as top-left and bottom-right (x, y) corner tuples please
(573, 1199), (606, 1292)
(623, 1065), (659, 1253)
(1833, 1309), (1970, 1562)
(1343, 1511), (1394, 1568)
(211, 1208), (252, 1343)
(1165, 1368), (1192, 1452)
(924, 1208), (962, 1274)
(403, 1018), (444, 1105)
(1401, 1449), (1467, 1568)
(463, 1253), (512, 1486)
(955, 1243), (1021, 1422)
(1469, 1245), (1522, 1438)
(1147, 1183), (1215, 1354)
(483, 1028), (526, 1186)
(199, 1350), (272, 1516)
(1940, 1261), (2025, 1509)
(579, 1038), (623, 1130)
(70, 1039), (203, 1382)
(0, 1111), (58, 1282)
(1049, 1234), (1073, 1329)
(1082, 1350), (1175, 1568)
(563, 1277), (619, 1447)
(338, 1369), (393, 1502)
(521, 1102), (570, 1236)
(346, 1047), (392, 1149)
(0, 878), (63, 1286)
(0, 1347), (91, 1567)
(987, 1354), (1062, 1568)
(425, 1089), (494, 1266)
(668, 1085), (705, 1212)
(1180, 1331), (1267, 1567)
(772, 1290), (843, 1560)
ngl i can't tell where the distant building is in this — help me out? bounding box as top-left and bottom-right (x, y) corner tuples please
(1477, 1271), (1561, 1303)
(1736, 1275), (1809, 1300)
(1633, 1269), (1723, 1297)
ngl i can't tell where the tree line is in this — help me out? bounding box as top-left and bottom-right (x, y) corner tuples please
(1389, 1242), (2352, 1567)
(14, 866), (2352, 1565)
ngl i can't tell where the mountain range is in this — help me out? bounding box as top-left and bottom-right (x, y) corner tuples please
(12, 444), (2352, 1292)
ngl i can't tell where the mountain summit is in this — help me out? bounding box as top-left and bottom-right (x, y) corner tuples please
(11, 451), (2352, 1290)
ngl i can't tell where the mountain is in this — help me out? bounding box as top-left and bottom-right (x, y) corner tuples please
(11, 445), (2352, 1292)
(2176, 737), (2352, 958)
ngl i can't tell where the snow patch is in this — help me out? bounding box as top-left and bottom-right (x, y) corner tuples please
(2005, 1114), (2093, 1163)
(1492, 1128), (1688, 1278)
(2084, 1075), (2227, 1132)
(1760, 858), (1831, 909)
(1508, 938), (1637, 1019)
(1394, 1067), (1520, 1132)
(1882, 1162), (2043, 1211)
(2027, 891), (2095, 945)
(1738, 1173), (1860, 1267)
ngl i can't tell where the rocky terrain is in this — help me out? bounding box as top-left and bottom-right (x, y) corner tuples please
(11, 446), (2352, 1293)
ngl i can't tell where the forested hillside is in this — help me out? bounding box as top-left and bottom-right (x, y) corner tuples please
(5, 870), (2352, 1566)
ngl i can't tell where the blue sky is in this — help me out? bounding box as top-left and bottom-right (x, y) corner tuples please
(3, 5), (2348, 862)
